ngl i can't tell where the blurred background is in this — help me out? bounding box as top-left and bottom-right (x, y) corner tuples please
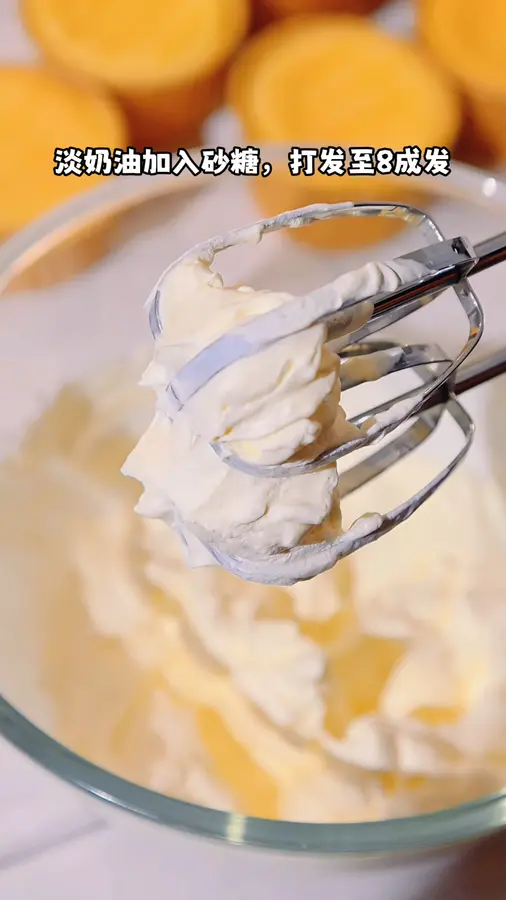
(0, 0), (504, 262)
(2, 2), (506, 895)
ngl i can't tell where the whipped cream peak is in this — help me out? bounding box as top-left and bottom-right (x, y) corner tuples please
(154, 255), (424, 421)
(124, 224), (425, 584)
(145, 203), (358, 313)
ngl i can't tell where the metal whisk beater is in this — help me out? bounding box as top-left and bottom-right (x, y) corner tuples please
(147, 201), (506, 584)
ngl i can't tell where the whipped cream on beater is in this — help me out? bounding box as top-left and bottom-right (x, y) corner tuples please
(122, 250), (424, 584)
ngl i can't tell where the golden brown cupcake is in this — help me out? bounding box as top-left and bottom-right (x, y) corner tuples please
(419, 0), (506, 166)
(228, 15), (461, 250)
(0, 65), (126, 289)
(22, 0), (251, 150)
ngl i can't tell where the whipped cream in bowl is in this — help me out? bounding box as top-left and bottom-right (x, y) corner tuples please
(2, 156), (506, 874)
(1, 358), (505, 825)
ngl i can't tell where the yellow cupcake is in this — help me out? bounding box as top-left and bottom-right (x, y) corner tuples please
(22, 0), (251, 149)
(228, 16), (461, 250)
(419, 0), (506, 165)
(0, 66), (125, 236)
(0, 66), (126, 289)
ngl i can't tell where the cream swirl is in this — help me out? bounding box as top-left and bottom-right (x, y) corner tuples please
(122, 254), (422, 582)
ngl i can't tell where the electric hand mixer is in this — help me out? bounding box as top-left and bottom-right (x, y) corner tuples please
(147, 201), (506, 585)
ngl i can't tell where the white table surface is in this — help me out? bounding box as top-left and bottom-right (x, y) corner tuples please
(1, 0), (506, 896)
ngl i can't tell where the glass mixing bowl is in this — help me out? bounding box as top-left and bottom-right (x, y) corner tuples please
(1, 148), (506, 874)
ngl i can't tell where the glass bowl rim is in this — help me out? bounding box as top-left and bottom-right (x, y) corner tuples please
(1, 149), (506, 855)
